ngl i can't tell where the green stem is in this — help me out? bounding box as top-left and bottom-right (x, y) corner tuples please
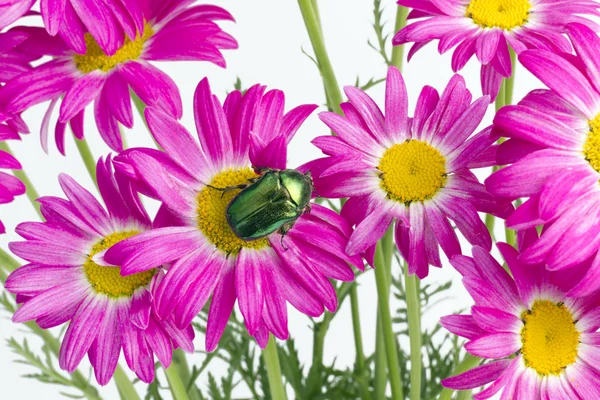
(0, 247), (22, 273)
(0, 262), (7, 284)
(438, 354), (480, 400)
(113, 365), (141, 400)
(390, 6), (409, 70)
(374, 226), (395, 399)
(405, 263), (421, 400)
(172, 349), (201, 400)
(297, 0), (343, 115)
(374, 315), (387, 400)
(164, 364), (190, 400)
(74, 137), (97, 186)
(374, 237), (404, 400)
(0, 142), (42, 218)
(503, 50), (518, 248)
(349, 284), (370, 400)
(505, 48), (517, 106)
(263, 335), (288, 400)
(456, 389), (473, 400)
(486, 56), (517, 240)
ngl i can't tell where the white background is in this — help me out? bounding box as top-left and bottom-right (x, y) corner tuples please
(0, 1), (546, 398)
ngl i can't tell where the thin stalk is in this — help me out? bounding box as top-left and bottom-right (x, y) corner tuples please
(0, 263), (7, 284)
(297, 0), (343, 114)
(504, 48), (517, 106)
(263, 336), (288, 400)
(113, 365), (141, 400)
(349, 284), (370, 400)
(0, 247), (21, 273)
(390, 6), (409, 70)
(164, 364), (190, 400)
(503, 49), (518, 247)
(309, 310), (333, 391)
(485, 73), (509, 239)
(74, 137), (97, 186)
(404, 262), (421, 400)
(374, 236), (404, 400)
(0, 142), (42, 218)
(438, 354), (480, 400)
(456, 389), (474, 400)
(374, 225), (395, 399)
(172, 349), (201, 400)
(374, 316), (387, 400)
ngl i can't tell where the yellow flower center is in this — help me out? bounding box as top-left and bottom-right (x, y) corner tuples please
(467, 0), (531, 30)
(197, 168), (270, 255)
(83, 231), (156, 298)
(520, 300), (580, 376)
(584, 114), (600, 173)
(74, 23), (154, 73)
(378, 140), (447, 204)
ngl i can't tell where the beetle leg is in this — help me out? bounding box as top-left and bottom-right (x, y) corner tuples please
(278, 221), (297, 251)
(206, 184), (249, 198)
(253, 166), (274, 175)
(303, 203), (312, 214)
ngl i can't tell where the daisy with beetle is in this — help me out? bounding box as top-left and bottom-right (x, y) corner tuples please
(105, 78), (361, 351)
(4, 2), (600, 399)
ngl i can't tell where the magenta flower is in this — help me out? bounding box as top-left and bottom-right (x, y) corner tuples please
(0, 0), (146, 56)
(0, 29), (36, 82)
(0, 4), (237, 153)
(486, 23), (600, 292)
(393, 0), (600, 100)
(0, 112), (25, 234)
(306, 67), (510, 278)
(442, 234), (600, 399)
(0, 29), (34, 233)
(104, 78), (362, 351)
(0, 0), (34, 31)
(6, 157), (194, 385)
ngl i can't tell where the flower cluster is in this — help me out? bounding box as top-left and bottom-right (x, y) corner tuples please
(394, 6), (600, 397)
(4, 1), (600, 397)
(394, 0), (600, 100)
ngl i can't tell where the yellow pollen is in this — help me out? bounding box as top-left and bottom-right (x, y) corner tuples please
(584, 114), (600, 173)
(467, 0), (531, 30)
(83, 231), (156, 298)
(197, 168), (270, 255)
(378, 140), (447, 204)
(520, 300), (580, 376)
(74, 23), (154, 73)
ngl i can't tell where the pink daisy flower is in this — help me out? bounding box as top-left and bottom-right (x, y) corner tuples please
(0, 0), (146, 56)
(0, 29), (36, 82)
(104, 78), (362, 351)
(392, 0), (600, 100)
(0, 28), (33, 136)
(486, 23), (600, 292)
(0, 3), (236, 153)
(0, 0), (34, 32)
(0, 113), (26, 234)
(442, 233), (600, 399)
(306, 67), (510, 278)
(0, 28), (35, 233)
(6, 157), (194, 385)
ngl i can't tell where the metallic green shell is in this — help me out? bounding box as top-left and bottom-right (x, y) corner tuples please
(226, 169), (313, 241)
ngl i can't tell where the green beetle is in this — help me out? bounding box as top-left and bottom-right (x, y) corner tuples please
(216, 168), (314, 243)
